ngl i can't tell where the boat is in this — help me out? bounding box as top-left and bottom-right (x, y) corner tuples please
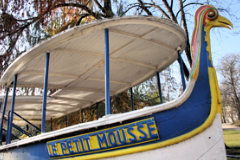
(0, 5), (232, 160)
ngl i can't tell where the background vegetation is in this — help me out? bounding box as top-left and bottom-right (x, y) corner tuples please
(0, 1), (239, 155)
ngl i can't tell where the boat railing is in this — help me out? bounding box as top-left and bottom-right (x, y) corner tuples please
(5, 111), (32, 143)
(0, 30), (188, 145)
(13, 112), (41, 133)
(1, 128), (20, 143)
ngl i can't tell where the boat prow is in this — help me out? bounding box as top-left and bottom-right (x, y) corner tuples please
(0, 6), (228, 159)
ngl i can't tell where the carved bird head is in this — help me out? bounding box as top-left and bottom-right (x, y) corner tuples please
(195, 5), (233, 31)
(190, 5), (233, 80)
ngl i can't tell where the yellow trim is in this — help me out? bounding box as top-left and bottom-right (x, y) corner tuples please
(212, 67), (222, 114)
(204, 25), (222, 114)
(61, 9), (230, 159)
(60, 20), (224, 159)
(48, 117), (155, 143)
(49, 117), (159, 159)
(61, 67), (220, 160)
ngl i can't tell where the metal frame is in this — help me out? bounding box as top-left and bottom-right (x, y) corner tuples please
(7, 74), (18, 144)
(105, 29), (111, 115)
(65, 115), (68, 127)
(156, 72), (163, 104)
(0, 88), (9, 143)
(81, 109), (84, 123)
(50, 118), (53, 131)
(177, 51), (186, 91)
(130, 88), (134, 111)
(41, 52), (50, 133)
(13, 112), (41, 132)
(2, 128), (20, 140)
(5, 114), (32, 137)
(96, 103), (99, 119)
(110, 97), (112, 114)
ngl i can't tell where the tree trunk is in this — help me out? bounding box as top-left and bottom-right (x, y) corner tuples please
(104, 0), (114, 17)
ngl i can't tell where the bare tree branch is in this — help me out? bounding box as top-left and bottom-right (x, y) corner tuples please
(176, 2), (204, 18)
(76, 14), (90, 26)
(150, 1), (170, 19)
(93, 0), (105, 13)
(179, 0), (192, 65)
(137, 0), (152, 16)
(124, 4), (141, 16)
(162, 0), (177, 22)
(53, 2), (101, 19)
(218, 54), (240, 119)
(170, 0), (174, 10)
(104, 0), (114, 17)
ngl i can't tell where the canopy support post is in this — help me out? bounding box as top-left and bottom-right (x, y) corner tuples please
(177, 51), (186, 91)
(130, 88), (134, 111)
(13, 112), (41, 132)
(0, 88), (9, 144)
(65, 115), (68, 127)
(50, 118), (53, 131)
(6, 111), (10, 142)
(41, 52), (50, 133)
(105, 28), (111, 115)
(81, 109), (84, 123)
(7, 74), (18, 144)
(157, 72), (163, 104)
(110, 97), (113, 114)
(96, 103), (99, 119)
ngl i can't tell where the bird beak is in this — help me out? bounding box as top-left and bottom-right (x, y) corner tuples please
(215, 15), (233, 29)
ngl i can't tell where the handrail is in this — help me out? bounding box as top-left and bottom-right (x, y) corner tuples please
(4, 116), (32, 137)
(2, 128), (20, 140)
(0, 88), (9, 144)
(177, 51), (186, 91)
(7, 74), (18, 144)
(13, 112), (41, 132)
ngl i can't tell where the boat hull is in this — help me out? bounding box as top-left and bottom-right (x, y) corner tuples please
(0, 114), (225, 160)
(99, 114), (226, 160)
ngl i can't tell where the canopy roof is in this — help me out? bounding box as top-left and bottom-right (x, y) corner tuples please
(0, 16), (186, 124)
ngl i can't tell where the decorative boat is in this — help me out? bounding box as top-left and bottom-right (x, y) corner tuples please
(0, 5), (232, 160)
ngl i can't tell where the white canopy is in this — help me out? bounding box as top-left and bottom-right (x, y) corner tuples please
(0, 16), (186, 124)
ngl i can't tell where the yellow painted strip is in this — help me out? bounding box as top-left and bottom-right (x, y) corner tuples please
(49, 118), (159, 159)
(61, 67), (220, 160)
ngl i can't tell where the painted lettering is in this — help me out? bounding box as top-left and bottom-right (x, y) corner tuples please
(127, 127), (136, 142)
(108, 131), (117, 146)
(80, 138), (85, 151)
(117, 129), (126, 144)
(147, 121), (158, 138)
(97, 133), (109, 148)
(83, 136), (91, 151)
(47, 118), (159, 158)
(72, 139), (80, 152)
(51, 143), (58, 156)
(137, 124), (147, 140)
(60, 142), (67, 154)
(67, 140), (74, 154)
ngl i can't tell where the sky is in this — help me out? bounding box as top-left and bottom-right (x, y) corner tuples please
(208, 0), (240, 79)
(125, 0), (240, 79)
(1, 1), (239, 94)
(169, 0), (240, 81)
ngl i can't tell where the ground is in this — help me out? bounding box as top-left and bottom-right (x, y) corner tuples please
(223, 124), (240, 160)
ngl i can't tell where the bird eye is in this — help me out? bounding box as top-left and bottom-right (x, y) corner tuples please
(207, 11), (216, 19)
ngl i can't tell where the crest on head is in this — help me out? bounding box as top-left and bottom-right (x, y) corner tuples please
(190, 5), (233, 80)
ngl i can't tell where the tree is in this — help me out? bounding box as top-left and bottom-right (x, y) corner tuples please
(0, 0), (114, 73)
(218, 54), (240, 121)
(0, 0), (238, 129)
(2, 0), (236, 76)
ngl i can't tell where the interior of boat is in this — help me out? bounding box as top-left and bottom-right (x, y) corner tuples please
(0, 16), (188, 144)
